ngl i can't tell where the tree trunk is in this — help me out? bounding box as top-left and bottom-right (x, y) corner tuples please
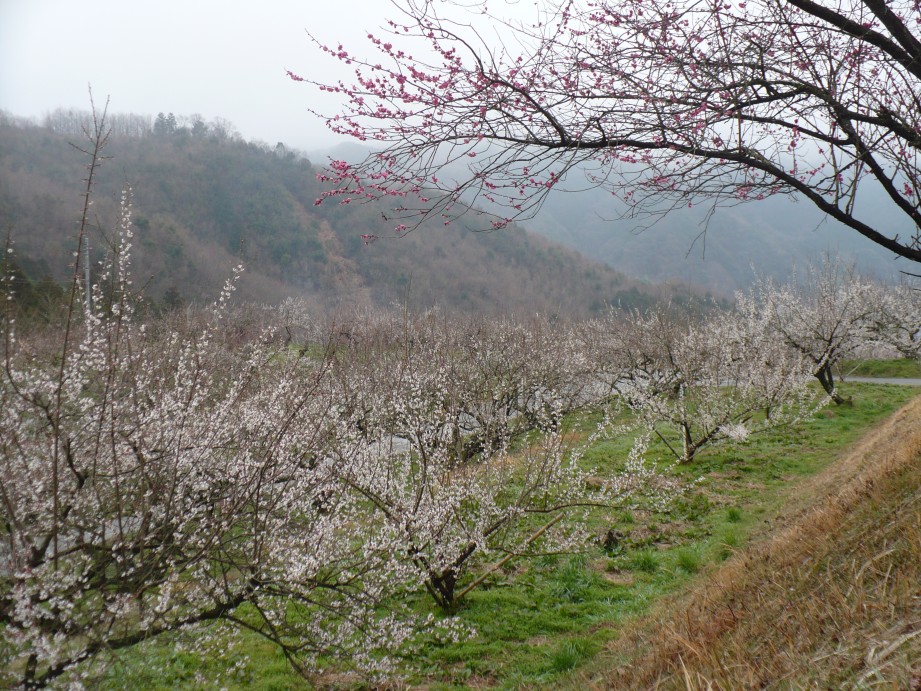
(681, 423), (697, 464)
(815, 362), (847, 405)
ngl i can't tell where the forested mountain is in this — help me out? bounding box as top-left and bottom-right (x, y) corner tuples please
(0, 112), (697, 315)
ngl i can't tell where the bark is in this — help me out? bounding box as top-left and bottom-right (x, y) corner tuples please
(815, 362), (848, 405)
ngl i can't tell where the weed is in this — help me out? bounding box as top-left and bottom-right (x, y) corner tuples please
(602, 527), (628, 555)
(550, 555), (595, 603)
(549, 640), (591, 673)
(628, 549), (660, 574)
(717, 528), (741, 560)
(675, 492), (712, 521)
(674, 547), (703, 574)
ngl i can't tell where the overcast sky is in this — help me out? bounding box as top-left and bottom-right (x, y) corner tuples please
(0, 0), (430, 151)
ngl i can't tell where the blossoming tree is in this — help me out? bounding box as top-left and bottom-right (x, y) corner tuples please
(0, 190), (435, 685)
(872, 283), (921, 360)
(297, 0), (921, 264)
(599, 306), (819, 463)
(319, 310), (671, 611)
(739, 258), (881, 403)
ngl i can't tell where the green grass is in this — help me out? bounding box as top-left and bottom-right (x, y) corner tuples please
(716, 526), (742, 560)
(627, 549), (660, 574)
(672, 546), (703, 574)
(838, 357), (921, 378)
(85, 382), (918, 689)
(548, 639), (594, 673)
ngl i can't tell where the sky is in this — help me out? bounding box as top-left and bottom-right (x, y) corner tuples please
(0, 0), (541, 152)
(0, 0), (420, 151)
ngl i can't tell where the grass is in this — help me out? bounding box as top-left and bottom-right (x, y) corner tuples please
(87, 382), (919, 689)
(628, 549), (661, 574)
(715, 525), (741, 558)
(549, 555), (597, 602)
(839, 357), (921, 378)
(672, 546), (703, 574)
(548, 639), (594, 673)
(573, 389), (921, 689)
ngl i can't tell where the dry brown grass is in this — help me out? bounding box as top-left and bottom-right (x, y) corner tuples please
(572, 395), (921, 690)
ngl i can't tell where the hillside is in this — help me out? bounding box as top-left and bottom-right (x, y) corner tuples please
(306, 143), (910, 296)
(0, 114), (697, 315)
(574, 392), (921, 689)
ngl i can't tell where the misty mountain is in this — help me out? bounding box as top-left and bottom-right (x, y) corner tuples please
(0, 114), (697, 315)
(307, 142), (910, 295)
(523, 184), (908, 294)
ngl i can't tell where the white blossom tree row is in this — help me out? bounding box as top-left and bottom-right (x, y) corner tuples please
(0, 202), (664, 685)
(737, 257), (921, 403)
(0, 194), (440, 685)
(584, 306), (820, 463)
(4, 244), (917, 685)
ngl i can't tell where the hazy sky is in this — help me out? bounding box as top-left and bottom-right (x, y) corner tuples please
(0, 0), (427, 151)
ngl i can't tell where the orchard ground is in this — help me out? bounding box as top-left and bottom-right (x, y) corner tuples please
(92, 378), (920, 689)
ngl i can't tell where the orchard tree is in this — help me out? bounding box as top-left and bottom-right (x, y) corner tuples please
(448, 315), (603, 460)
(740, 257), (880, 403)
(603, 307), (819, 463)
(0, 191), (435, 686)
(871, 283), (921, 359)
(297, 0), (921, 263)
(319, 309), (672, 610)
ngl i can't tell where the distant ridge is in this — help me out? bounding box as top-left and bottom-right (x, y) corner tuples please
(524, 175), (907, 293)
(0, 113), (704, 314)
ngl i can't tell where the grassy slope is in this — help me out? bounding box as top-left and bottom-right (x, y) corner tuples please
(89, 383), (919, 689)
(839, 358), (921, 379)
(573, 389), (921, 690)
